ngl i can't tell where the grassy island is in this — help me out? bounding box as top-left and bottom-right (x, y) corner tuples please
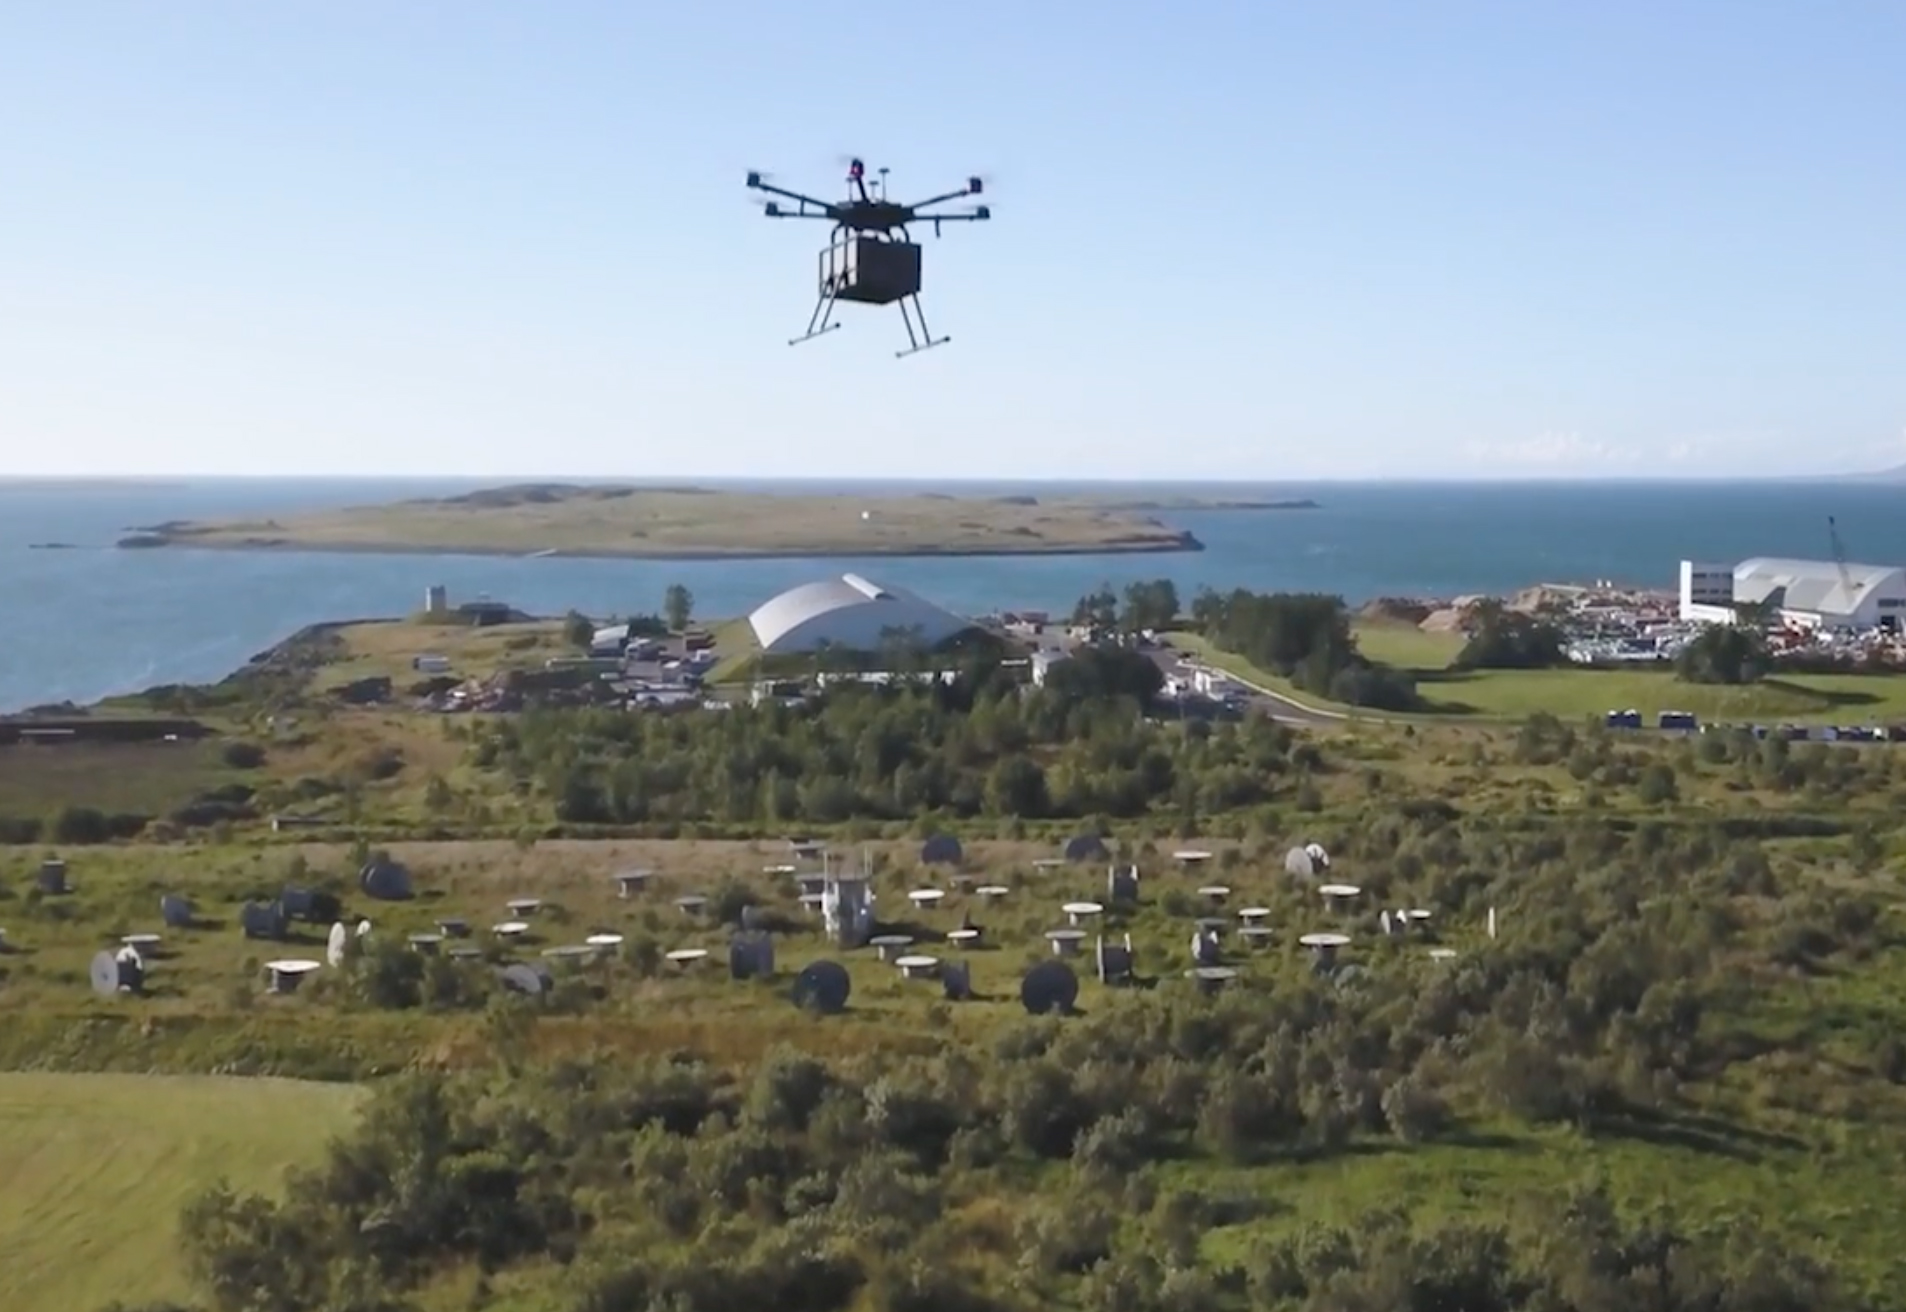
(112, 483), (1321, 559)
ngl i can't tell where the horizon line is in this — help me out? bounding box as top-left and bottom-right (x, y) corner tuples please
(0, 470), (1898, 485)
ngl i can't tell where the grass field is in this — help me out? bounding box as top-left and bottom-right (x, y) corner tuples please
(134, 484), (1206, 558)
(311, 616), (572, 692)
(1180, 624), (1906, 725)
(0, 739), (238, 817)
(0, 1072), (361, 1312)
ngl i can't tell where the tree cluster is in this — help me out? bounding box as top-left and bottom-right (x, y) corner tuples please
(1677, 624), (1771, 685)
(1454, 598), (1568, 670)
(471, 654), (1308, 828)
(1188, 587), (1422, 711)
(1070, 579), (1181, 634)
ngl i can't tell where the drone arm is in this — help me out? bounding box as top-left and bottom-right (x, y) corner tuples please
(904, 185), (982, 210)
(916, 209), (989, 222)
(748, 179), (836, 211)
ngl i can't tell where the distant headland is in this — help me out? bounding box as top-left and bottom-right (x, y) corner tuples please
(114, 482), (1321, 560)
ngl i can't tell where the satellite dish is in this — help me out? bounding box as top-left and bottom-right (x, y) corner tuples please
(90, 949), (142, 997)
(159, 894), (194, 929)
(1020, 959), (1080, 1016)
(1284, 846), (1314, 878)
(325, 921), (348, 967)
(1306, 841), (1330, 867)
(240, 901), (288, 941)
(497, 963), (550, 996)
(919, 834), (963, 866)
(730, 933), (775, 980)
(790, 959), (851, 1014)
(360, 859), (413, 901)
(942, 959), (973, 1000)
(356, 919), (372, 938)
(1062, 834), (1107, 864)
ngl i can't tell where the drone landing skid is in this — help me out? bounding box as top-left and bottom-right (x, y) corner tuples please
(786, 289), (948, 359)
(790, 291), (842, 347)
(895, 295), (948, 359)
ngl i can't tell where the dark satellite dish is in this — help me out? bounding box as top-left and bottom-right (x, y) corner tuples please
(307, 890), (343, 922)
(920, 834), (963, 866)
(360, 859), (413, 901)
(1062, 834), (1107, 864)
(730, 933), (775, 981)
(159, 894), (195, 929)
(240, 901), (289, 941)
(90, 949), (143, 997)
(497, 963), (551, 996)
(790, 959), (851, 1014)
(942, 959), (973, 1001)
(1020, 959), (1080, 1015)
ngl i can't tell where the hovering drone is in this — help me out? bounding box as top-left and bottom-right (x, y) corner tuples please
(746, 157), (990, 358)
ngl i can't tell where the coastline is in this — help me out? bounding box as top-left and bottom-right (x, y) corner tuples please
(115, 533), (1208, 561)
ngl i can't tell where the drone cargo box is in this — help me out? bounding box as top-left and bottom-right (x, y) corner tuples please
(822, 237), (922, 305)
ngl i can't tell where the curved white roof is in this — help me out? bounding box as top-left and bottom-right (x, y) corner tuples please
(748, 573), (975, 654)
(1735, 557), (1906, 618)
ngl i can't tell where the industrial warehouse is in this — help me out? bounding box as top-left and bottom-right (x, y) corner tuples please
(746, 573), (979, 655)
(1679, 556), (1906, 630)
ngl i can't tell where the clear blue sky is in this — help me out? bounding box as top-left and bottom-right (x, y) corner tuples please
(2, 1), (1902, 480)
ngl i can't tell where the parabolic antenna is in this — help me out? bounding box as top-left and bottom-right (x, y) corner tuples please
(1062, 834), (1107, 864)
(497, 963), (551, 996)
(1299, 932), (1352, 948)
(264, 959), (322, 993)
(90, 949), (142, 997)
(1020, 959), (1080, 1016)
(325, 921), (349, 967)
(240, 901), (288, 941)
(790, 959), (851, 1014)
(360, 859), (413, 901)
(159, 894), (194, 929)
(920, 833), (962, 866)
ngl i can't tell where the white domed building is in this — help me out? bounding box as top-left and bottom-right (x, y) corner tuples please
(747, 573), (976, 655)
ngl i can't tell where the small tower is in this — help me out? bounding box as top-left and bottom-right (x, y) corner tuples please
(821, 872), (874, 949)
(424, 584), (448, 616)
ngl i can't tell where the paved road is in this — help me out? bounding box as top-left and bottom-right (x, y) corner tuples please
(1149, 641), (1348, 728)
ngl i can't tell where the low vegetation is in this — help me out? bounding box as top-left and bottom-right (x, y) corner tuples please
(9, 588), (1906, 1309)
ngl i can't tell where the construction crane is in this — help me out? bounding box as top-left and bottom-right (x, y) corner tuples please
(1827, 516), (1856, 596)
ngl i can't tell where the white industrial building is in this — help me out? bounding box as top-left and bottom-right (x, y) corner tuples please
(1733, 557), (1906, 630)
(1682, 556), (1906, 630)
(747, 573), (976, 655)
(1677, 560), (1739, 624)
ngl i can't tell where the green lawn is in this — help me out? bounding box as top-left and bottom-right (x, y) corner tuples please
(0, 1072), (362, 1312)
(1177, 625), (1906, 725)
(1347, 620), (1466, 670)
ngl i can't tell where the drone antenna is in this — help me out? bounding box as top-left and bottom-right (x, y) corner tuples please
(877, 166), (889, 201)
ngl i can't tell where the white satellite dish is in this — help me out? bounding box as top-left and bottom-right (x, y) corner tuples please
(326, 921), (348, 967)
(356, 918), (372, 938)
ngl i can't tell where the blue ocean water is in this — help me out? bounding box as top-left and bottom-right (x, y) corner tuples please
(4, 476), (1905, 713)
